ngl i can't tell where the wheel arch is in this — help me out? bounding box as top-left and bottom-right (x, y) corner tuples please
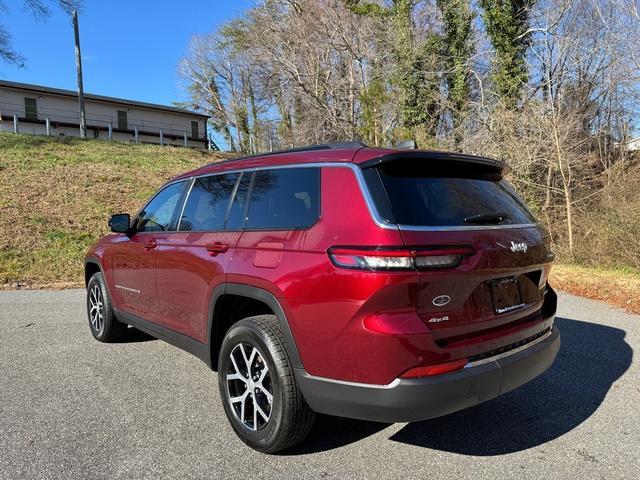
(84, 256), (103, 286)
(84, 256), (118, 314)
(208, 283), (303, 371)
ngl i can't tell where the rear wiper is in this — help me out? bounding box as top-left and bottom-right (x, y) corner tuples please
(463, 212), (510, 224)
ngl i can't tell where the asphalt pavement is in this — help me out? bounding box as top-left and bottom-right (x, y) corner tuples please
(1, 289), (638, 479)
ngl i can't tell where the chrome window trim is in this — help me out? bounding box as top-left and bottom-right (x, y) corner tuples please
(153, 162), (541, 234)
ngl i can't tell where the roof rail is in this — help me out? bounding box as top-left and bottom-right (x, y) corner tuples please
(208, 141), (367, 166)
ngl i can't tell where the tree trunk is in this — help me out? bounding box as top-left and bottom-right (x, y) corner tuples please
(553, 123), (574, 258)
(248, 76), (259, 154)
(563, 179), (574, 257)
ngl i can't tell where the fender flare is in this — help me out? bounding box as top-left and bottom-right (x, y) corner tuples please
(84, 255), (104, 286)
(208, 283), (303, 369)
(84, 255), (120, 314)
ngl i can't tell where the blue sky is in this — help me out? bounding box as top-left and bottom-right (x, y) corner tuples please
(0, 0), (252, 106)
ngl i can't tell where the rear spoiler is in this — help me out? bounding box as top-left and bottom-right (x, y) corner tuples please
(358, 151), (507, 175)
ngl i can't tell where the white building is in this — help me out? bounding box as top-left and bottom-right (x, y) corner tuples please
(623, 137), (640, 152)
(0, 80), (210, 149)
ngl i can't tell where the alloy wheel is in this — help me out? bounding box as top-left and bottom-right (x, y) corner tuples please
(226, 343), (273, 431)
(89, 285), (104, 333)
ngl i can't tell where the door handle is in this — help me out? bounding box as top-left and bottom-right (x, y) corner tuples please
(206, 242), (229, 256)
(144, 239), (157, 250)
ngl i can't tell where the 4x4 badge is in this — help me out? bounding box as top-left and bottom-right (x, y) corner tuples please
(432, 295), (451, 307)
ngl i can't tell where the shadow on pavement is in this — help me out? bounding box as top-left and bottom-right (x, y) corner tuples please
(283, 415), (390, 455)
(287, 317), (631, 455)
(390, 317), (632, 454)
(114, 326), (158, 343)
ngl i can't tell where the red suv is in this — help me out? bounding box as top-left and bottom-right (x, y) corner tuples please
(85, 143), (560, 453)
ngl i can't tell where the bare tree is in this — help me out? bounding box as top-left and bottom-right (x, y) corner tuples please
(0, 0), (82, 66)
(178, 0), (640, 268)
(467, 0), (640, 259)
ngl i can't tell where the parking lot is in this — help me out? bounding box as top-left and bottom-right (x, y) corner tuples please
(1, 289), (638, 479)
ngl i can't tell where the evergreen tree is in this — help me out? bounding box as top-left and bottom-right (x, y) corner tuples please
(437, 0), (475, 146)
(479, 0), (536, 109)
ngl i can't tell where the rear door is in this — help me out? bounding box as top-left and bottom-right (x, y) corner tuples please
(153, 172), (251, 340)
(110, 181), (187, 320)
(362, 157), (554, 351)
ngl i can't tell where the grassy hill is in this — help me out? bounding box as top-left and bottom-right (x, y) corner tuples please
(0, 133), (224, 287)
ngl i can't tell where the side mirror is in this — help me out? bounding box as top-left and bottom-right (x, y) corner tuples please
(109, 213), (131, 233)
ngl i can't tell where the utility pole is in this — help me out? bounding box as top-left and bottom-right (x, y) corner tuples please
(72, 10), (87, 139)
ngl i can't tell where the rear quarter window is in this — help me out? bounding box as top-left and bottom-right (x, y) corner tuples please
(246, 168), (320, 230)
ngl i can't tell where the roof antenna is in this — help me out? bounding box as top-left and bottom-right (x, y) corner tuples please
(396, 139), (417, 149)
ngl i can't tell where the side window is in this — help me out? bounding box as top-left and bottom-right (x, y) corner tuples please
(191, 121), (199, 139)
(135, 182), (186, 232)
(178, 173), (239, 231)
(226, 172), (252, 230)
(246, 168), (320, 230)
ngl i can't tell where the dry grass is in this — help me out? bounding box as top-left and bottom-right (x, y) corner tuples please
(0, 133), (225, 287)
(550, 263), (640, 314)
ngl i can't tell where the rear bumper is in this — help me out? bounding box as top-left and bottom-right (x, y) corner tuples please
(296, 326), (560, 423)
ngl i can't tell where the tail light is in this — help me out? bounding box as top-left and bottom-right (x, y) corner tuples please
(400, 358), (469, 378)
(327, 246), (475, 271)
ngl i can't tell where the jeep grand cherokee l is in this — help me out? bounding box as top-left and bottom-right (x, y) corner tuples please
(85, 142), (560, 453)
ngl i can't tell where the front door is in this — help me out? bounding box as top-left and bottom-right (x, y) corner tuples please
(110, 180), (187, 322)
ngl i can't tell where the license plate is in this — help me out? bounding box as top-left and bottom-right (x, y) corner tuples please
(490, 277), (524, 314)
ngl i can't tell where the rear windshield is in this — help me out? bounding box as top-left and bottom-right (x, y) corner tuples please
(365, 160), (536, 227)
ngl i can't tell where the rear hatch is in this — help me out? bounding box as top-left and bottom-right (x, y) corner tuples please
(360, 152), (555, 355)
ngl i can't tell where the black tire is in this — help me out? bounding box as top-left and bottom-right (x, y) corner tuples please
(218, 315), (316, 453)
(86, 272), (127, 342)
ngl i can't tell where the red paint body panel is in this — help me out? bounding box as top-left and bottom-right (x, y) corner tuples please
(154, 231), (240, 340)
(227, 167), (421, 383)
(87, 147), (556, 387)
(109, 233), (158, 318)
